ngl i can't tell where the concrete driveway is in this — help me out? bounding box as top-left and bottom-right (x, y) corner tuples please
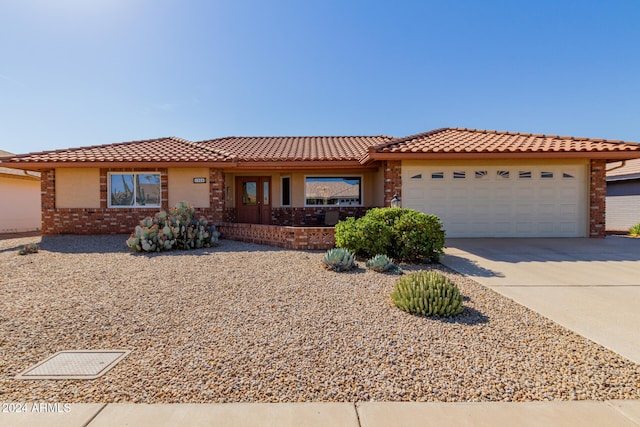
(441, 236), (640, 364)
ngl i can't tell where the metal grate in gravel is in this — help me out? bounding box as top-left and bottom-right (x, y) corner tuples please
(15, 350), (131, 380)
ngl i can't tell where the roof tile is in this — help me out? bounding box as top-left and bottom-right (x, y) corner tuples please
(371, 128), (640, 155)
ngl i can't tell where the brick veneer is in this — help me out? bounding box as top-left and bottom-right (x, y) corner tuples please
(383, 160), (402, 206)
(589, 159), (607, 238)
(218, 222), (335, 250)
(41, 168), (226, 235)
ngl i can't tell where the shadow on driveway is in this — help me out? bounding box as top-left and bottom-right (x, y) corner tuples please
(445, 236), (640, 263)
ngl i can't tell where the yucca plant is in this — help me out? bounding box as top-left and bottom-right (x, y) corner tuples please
(322, 248), (356, 272)
(630, 222), (640, 237)
(366, 254), (402, 274)
(391, 271), (464, 317)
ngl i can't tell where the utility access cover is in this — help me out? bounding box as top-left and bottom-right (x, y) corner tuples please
(16, 350), (131, 380)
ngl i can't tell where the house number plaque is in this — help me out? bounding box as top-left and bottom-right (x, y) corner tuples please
(193, 177), (206, 184)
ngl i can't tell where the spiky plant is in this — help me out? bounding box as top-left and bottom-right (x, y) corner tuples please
(630, 222), (640, 237)
(322, 248), (356, 272)
(366, 254), (402, 274)
(391, 271), (464, 317)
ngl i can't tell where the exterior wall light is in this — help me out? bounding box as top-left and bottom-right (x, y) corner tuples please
(390, 193), (401, 208)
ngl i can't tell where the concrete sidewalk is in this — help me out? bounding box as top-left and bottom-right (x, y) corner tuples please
(1, 401), (639, 426)
(441, 237), (640, 364)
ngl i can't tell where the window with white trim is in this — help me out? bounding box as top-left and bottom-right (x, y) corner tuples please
(109, 172), (161, 207)
(304, 177), (362, 206)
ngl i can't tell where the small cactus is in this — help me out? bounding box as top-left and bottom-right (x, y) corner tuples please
(322, 248), (356, 272)
(366, 254), (402, 274)
(18, 243), (39, 255)
(391, 271), (464, 317)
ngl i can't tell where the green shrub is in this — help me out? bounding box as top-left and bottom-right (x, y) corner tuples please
(391, 271), (463, 317)
(335, 207), (445, 263)
(630, 223), (640, 237)
(126, 201), (220, 252)
(366, 254), (402, 274)
(322, 248), (356, 272)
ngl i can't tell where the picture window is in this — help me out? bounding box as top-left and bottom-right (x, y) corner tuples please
(108, 172), (161, 208)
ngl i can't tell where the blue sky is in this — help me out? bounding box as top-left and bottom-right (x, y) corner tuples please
(1, 0), (639, 154)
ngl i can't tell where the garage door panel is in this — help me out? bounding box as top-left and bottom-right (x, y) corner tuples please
(403, 164), (587, 237)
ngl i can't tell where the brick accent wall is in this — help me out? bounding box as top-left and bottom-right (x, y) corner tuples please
(589, 159), (607, 238)
(383, 160), (402, 206)
(42, 167), (226, 235)
(218, 222), (335, 250)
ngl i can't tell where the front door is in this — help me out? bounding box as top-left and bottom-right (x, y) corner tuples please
(236, 177), (271, 224)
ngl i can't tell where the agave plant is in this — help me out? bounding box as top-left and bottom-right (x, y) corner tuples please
(366, 254), (402, 274)
(322, 248), (356, 272)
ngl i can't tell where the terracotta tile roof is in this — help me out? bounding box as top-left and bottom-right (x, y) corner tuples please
(0, 137), (232, 165)
(195, 136), (391, 162)
(370, 128), (640, 158)
(607, 159), (640, 179)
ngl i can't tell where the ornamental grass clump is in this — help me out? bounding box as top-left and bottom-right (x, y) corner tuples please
(322, 248), (356, 272)
(630, 222), (640, 237)
(391, 271), (464, 317)
(366, 254), (402, 274)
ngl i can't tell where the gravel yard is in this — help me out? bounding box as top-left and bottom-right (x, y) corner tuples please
(1, 235), (639, 403)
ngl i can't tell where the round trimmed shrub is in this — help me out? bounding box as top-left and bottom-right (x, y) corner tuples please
(391, 271), (463, 317)
(334, 208), (445, 263)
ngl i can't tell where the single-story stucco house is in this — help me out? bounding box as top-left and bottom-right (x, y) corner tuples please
(1, 128), (639, 248)
(0, 149), (41, 233)
(606, 158), (640, 232)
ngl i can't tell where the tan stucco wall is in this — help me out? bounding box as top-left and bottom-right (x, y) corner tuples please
(56, 168), (100, 208)
(224, 169), (382, 209)
(168, 168), (210, 208)
(0, 175), (41, 232)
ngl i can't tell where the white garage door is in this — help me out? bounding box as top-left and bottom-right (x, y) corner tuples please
(402, 164), (588, 237)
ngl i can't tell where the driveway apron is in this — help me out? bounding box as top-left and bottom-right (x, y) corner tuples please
(441, 237), (640, 364)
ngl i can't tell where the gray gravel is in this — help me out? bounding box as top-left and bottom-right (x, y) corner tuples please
(1, 235), (639, 403)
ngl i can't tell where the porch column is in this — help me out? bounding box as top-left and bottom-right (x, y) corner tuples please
(210, 168), (225, 223)
(384, 160), (402, 207)
(589, 159), (606, 238)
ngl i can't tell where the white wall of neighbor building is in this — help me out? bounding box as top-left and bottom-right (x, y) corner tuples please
(606, 195), (640, 231)
(0, 175), (41, 233)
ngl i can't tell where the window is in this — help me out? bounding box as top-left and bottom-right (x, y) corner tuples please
(519, 171), (532, 179)
(453, 171), (466, 179)
(305, 177), (361, 206)
(541, 171), (554, 179)
(109, 172), (161, 207)
(562, 172), (575, 179)
(281, 176), (291, 206)
(497, 170), (510, 179)
(475, 170), (488, 179)
(431, 172), (444, 179)
(410, 173), (423, 179)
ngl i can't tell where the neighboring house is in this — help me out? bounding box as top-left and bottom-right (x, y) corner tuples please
(0, 149), (41, 233)
(606, 158), (640, 232)
(0, 128), (639, 240)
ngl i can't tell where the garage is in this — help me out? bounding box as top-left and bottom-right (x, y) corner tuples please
(402, 162), (588, 238)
